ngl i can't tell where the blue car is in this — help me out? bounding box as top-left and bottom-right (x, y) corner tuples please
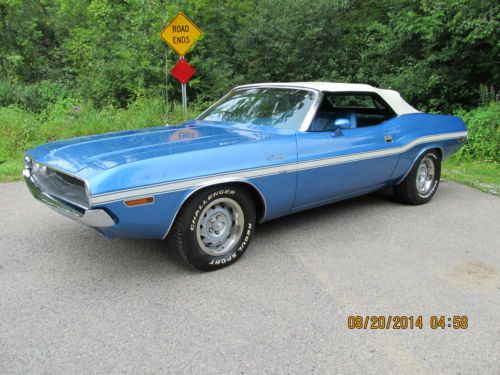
(24, 82), (467, 270)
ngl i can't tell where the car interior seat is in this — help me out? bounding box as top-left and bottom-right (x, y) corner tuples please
(310, 110), (357, 131)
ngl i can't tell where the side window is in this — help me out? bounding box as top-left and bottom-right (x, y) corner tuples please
(309, 92), (396, 132)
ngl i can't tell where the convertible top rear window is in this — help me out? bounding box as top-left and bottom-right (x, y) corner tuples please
(198, 87), (316, 130)
(327, 94), (378, 109)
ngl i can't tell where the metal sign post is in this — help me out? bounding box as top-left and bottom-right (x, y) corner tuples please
(181, 83), (187, 120)
(170, 57), (195, 121)
(160, 12), (202, 122)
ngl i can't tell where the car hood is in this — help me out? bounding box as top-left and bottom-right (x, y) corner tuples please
(27, 120), (290, 174)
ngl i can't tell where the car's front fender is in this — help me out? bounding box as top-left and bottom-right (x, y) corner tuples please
(94, 171), (295, 240)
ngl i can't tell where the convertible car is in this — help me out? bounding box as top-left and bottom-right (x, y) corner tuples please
(24, 82), (467, 270)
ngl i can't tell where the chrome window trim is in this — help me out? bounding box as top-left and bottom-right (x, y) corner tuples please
(196, 85), (323, 132)
(300, 89), (323, 132)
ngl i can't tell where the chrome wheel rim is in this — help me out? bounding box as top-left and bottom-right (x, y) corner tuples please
(416, 156), (435, 194)
(196, 197), (244, 256)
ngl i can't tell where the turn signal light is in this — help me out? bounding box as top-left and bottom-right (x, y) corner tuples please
(124, 197), (154, 206)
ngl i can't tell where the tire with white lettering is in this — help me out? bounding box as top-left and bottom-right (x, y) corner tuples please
(170, 186), (256, 271)
(394, 150), (441, 205)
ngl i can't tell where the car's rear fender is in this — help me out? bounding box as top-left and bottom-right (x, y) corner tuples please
(388, 113), (467, 184)
(393, 144), (444, 185)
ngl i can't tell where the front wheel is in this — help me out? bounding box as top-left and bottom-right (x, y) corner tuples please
(170, 186), (256, 271)
(394, 150), (441, 205)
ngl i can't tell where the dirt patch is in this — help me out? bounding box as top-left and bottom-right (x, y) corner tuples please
(448, 260), (498, 289)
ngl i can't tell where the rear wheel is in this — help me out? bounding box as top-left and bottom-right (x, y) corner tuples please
(171, 186), (256, 271)
(394, 150), (441, 205)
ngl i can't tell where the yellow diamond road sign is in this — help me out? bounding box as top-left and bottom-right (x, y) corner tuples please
(160, 12), (202, 56)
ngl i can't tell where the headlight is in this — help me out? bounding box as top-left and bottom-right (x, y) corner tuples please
(23, 156), (32, 177)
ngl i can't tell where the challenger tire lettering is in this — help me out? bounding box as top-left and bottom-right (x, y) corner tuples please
(190, 189), (236, 231)
(172, 186), (256, 271)
(209, 222), (253, 265)
(237, 223), (252, 252)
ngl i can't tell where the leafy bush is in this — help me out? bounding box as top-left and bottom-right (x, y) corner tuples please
(2, 0), (498, 112)
(0, 80), (17, 107)
(0, 106), (37, 161)
(455, 102), (500, 162)
(0, 80), (70, 112)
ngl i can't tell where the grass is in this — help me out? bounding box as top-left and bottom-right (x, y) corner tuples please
(442, 159), (500, 196)
(0, 158), (23, 183)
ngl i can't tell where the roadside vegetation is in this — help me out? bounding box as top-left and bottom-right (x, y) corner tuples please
(442, 102), (500, 195)
(0, 0), (498, 193)
(443, 160), (499, 196)
(0, 98), (203, 181)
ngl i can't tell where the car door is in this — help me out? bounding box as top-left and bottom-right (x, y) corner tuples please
(293, 95), (401, 210)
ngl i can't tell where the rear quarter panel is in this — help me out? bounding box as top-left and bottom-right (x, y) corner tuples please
(389, 113), (467, 183)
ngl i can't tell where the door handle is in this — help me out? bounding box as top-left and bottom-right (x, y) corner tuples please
(384, 135), (393, 143)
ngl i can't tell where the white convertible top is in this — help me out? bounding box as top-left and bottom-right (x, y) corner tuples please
(236, 82), (419, 115)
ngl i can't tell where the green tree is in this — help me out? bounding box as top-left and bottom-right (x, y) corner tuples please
(0, 0), (498, 111)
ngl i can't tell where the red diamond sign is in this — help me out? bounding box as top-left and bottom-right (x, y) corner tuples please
(170, 58), (195, 84)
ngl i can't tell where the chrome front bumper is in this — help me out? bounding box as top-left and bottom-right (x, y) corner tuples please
(24, 170), (115, 229)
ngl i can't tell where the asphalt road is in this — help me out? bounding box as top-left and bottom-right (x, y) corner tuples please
(1, 180), (499, 374)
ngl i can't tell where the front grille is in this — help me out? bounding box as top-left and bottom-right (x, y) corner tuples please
(54, 170), (86, 188)
(30, 164), (90, 210)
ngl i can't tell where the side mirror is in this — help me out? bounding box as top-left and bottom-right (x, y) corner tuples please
(334, 118), (351, 129)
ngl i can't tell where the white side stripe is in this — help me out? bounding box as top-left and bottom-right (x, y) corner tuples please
(297, 131), (467, 171)
(90, 131), (467, 205)
(91, 163), (297, 204)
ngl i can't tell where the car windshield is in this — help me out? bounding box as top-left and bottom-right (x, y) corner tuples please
(198, 87), (317, 130)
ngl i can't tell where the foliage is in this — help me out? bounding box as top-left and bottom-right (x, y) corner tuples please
(454, 101), (499, 162)
(0, 0), (498, 112)
(0, 79), (70, 111)
(442, 101), (499, 195)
